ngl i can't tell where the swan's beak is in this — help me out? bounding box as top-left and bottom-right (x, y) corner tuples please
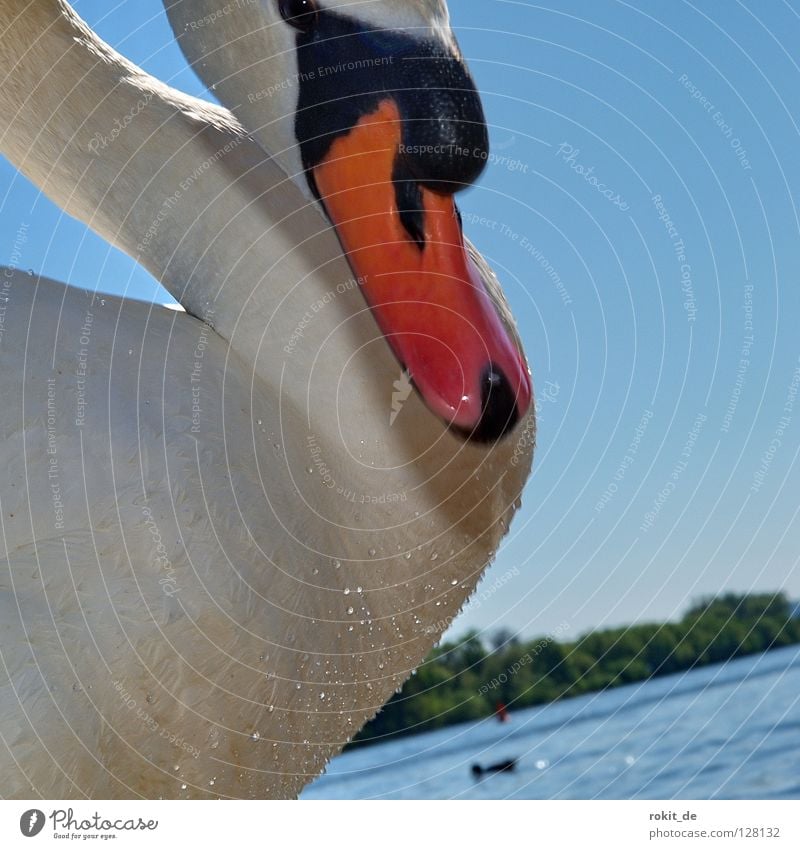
(313, 100), (531, 441)
(295, 20), (532, 441)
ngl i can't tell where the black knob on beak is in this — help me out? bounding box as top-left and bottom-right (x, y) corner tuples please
(293, 10), (490, 196)
(398, 52), (490, 193)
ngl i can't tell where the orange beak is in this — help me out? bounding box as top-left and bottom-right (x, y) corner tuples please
(313, 99), (532, 441)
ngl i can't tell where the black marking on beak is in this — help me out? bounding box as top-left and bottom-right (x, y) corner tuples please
(393, 158), (426, 249)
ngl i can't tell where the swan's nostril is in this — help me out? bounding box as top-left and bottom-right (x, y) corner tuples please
(469, 365), (521, 443)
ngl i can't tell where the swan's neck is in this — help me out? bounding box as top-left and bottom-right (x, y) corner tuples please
(0, 2), (535, 795)
(0, 1), (393, 427)
(0, 0), (263, 312)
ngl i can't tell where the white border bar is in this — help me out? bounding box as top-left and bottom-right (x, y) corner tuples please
(1, 800), (797, 848)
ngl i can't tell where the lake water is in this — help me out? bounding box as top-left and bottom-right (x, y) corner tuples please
(302, 645), (800, 799)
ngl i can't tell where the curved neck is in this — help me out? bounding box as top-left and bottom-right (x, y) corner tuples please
(0, 1), (274, 311)
(0, 1), (362, 407)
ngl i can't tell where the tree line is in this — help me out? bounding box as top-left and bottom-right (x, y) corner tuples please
(353, 591), (800, 746)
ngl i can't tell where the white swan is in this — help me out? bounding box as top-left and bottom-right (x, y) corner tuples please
(0, 0), (534, 798)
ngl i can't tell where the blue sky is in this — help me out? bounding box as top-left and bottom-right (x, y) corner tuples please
(2, 0), (800, 641)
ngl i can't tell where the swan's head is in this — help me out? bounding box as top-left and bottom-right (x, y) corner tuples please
(166, 0), (532, 441)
